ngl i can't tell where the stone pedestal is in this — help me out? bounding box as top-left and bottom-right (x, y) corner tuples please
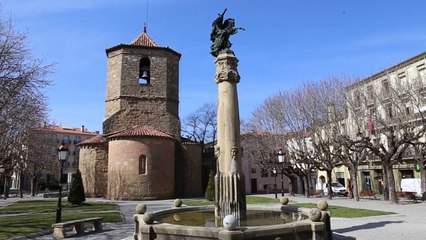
(214, 52), (246, 221)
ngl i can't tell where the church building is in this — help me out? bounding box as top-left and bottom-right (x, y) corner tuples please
(78, 28), (202, 200)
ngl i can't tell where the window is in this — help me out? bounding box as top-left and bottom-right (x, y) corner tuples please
(250, 168), (256, 174)
(353, 91), (361, 108)
(369, 107), (376, 117)
(260, 170), (269, 178)
(386, 104), (393, 119)
(138, 57), (150, 85)
(139, 155), (147, 174)
(397, 72), (406, 80)
(367, 85), (374, 105)
(417, 63), (425, 78)
(51, 134), (59, 144)
(62, 135), (71, 144)
(382, 80), (390, 97)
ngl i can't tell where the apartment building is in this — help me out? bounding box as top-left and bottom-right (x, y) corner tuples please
(11, 125), (98, 192)
(324, 52), (426, 194)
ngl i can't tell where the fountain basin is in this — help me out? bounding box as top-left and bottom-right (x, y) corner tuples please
(134, 204), (331, 240)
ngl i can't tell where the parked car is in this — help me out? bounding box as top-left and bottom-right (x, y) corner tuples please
(316, 182), (348, 196)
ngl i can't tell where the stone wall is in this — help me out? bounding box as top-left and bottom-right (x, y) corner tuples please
(182, 143), (202, 197)
(103, 47), (180, 138)
(79, 144), (108, 198)
(107, 137), (175, 200)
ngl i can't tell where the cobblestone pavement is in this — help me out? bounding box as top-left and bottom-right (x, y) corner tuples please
(2, 194), (425, 239)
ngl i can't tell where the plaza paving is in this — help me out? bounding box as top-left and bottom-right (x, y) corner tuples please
(1, 194), (425, 240)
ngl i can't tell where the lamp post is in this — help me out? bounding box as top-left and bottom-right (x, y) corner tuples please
(272, 168), (277, 199)
(276, 149), (285, 196)
(56, 144), (69, 223)
(0, 164), (5, 199)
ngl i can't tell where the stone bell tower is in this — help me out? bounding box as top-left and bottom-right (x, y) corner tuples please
(103, 28), (181, 138)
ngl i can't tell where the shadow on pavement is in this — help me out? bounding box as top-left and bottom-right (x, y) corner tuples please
(333, 233), (356, 240)
(334, 220), (403, 234)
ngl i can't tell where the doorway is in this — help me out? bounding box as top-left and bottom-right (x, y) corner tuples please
(250, 178), (257, 194)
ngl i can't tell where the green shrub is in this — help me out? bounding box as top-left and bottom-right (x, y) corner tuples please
(205, 170), (215, 201)
(68, 170), (85, 205)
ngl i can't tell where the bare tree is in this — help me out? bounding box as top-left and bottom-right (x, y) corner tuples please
(295, 78), (350, 200)
(0, 11), (52, 197)
(182, 103), (217, 144)
(346, 71), (426, 203)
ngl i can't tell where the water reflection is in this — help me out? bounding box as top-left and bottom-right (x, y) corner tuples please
(158, 210), (307, 227)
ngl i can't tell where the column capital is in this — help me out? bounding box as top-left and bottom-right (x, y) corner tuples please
(214, 52), (240, 84)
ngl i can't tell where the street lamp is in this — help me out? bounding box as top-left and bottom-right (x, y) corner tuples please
(276, 149), (285, 196)
(272, 168), (277, 199)
(0, 164), (5, 199)
(56, 143), (69, 223)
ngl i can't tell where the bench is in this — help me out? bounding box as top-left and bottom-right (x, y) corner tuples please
(360, 190), (376, 199)
(52, 217), (103, 238)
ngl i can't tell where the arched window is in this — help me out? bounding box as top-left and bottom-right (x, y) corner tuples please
(138, 57), (150, 85)
(139, 155), (147, 174)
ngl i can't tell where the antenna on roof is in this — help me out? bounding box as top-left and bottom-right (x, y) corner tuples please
(144, 0), (149, 33)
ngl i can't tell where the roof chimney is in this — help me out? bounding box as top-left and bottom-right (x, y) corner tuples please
(81, 125), (85, 132)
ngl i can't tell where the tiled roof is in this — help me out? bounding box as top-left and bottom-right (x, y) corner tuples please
(181, 137), (201, 145)
(108, 125), (176, 141)
(35, 125), (98, 136)
(130, 27), (158, 47)
(78, 135), (107, 146)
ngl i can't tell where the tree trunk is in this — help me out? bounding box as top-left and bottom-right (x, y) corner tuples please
(303, 175), (310, 198)
(327, 170), (333, 200)
(386, 164), (398, 204)
(4, 176), (9, 199)
(31, 177), (38, 196)
(350, 167), (360, 201)
(383, 167), (389, 201)
(421, 166), (426, 197)
(19, 173), (24, 198)
(288, 176), (294, 196)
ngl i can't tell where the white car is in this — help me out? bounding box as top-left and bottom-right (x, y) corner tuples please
(316, 182), (348, 196)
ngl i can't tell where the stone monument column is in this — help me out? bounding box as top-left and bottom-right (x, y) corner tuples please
(214, 52), (246, 221)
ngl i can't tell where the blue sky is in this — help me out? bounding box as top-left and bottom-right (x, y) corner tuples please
(3, 0), (426, 133)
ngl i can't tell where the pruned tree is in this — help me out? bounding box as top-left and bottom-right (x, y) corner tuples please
(242, 93), (289, 188)
(346, 71), (426, 203)
(295, 78), (350, 200)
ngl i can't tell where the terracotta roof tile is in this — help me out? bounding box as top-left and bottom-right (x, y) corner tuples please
(108, 125), (176, 141)
(130, 29), (158, 47)
(181, 137), (201, 145)
(78, 135), (107, 146)
(35, 125), (98, 136)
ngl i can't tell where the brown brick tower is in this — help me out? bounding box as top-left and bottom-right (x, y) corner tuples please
(103, 28), (181, 138)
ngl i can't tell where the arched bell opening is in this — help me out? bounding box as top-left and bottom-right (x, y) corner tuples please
(138, 57), (151, 85)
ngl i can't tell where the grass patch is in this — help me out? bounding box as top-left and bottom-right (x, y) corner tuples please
(0, 212), (122, 240)
(0, 200), (117, 214)
(0, 200), (122, 240)
(289, 203), (395, 218)
(246, 196), (280, 204)
(184, 197), (394, 218)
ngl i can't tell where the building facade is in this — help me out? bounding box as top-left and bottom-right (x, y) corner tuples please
(79, 29), (202, 200)
(11, 125), (97, 192)
(319, 52), (426, 195)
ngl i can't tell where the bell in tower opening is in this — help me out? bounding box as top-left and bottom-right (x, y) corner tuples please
(139, 57), (150, 85)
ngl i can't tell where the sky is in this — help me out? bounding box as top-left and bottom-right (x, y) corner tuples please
(2, 0), (426, 133)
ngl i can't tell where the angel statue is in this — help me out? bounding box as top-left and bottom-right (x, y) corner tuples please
(210, 9), (245, 57)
